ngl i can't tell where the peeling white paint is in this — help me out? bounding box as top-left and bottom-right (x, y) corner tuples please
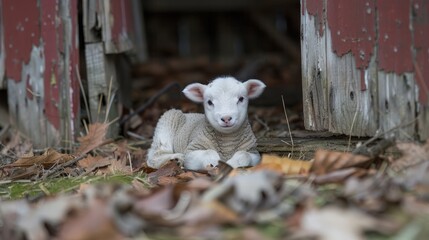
(301, 12), (329, 130)
(325, 24), (378, 136)
(7, 44), (59, 147)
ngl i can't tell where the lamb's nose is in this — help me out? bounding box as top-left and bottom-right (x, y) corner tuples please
(221, 116), (232, 124)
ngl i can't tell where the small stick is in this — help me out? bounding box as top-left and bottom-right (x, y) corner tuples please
(120, 82), (180, 126)
(281, 95), (294, 154)
(76, 66), (92, 124)
(40, 154), (88, 180)
(254, 114), (270, 131)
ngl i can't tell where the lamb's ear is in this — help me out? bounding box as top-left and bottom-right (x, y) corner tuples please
(244, 79), (266, 99)
(183, 83), (207, 103)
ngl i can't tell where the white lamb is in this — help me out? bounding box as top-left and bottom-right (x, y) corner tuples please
(147, 76), (266, 170)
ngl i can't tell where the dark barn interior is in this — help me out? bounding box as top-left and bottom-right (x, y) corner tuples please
(123, 0), (304, 147)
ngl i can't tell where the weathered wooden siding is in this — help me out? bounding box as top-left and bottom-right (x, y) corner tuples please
(82, 0), (136, 135)
(1, 0), (80, 147)
(302, 0), (429, 140)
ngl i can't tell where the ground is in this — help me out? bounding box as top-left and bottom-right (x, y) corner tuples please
(0, 57), (429, 239)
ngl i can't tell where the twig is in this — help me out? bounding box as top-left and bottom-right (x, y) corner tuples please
(281, 95), (294, 154)
(360, 119), (416, 148)
(40, 154), (88, 180)
(352, 139), (394, 158)
(120, 82), (180, 125)
(352, 119), (416, 157)
(347, 98), (361, 152)
(253, 114), (270, 131)
(104, 76), (115, 123)
(76, 66), (92, 124)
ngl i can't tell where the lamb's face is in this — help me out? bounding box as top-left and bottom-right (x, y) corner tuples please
(183, 77), (266, 134)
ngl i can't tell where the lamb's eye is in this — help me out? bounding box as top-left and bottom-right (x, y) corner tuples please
(238, 97), (244, 103)
(207, 100), (213, 106)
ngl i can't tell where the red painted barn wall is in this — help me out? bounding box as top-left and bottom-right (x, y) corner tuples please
(305, 0), (324, 36)
(327, 0), (376, 90)
(2, 0), (80, 146)
(377, 0), (414, 74)
(2, 0), (40, 82)
(304, 0), (429, 105)
(109, 0), (134, 47)
(40, 0), (61, 129)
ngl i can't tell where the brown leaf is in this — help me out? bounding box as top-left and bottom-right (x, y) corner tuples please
(252, 154), (312, 175)
(108, 158), (133, 174)
(313, 168), (367, 184)
(147, 160), (183, 185)
(310, 150), (372, 175)
(57, 198), (124, 240)
(391, 140), (429, 171)
(77, 155), (111, 172)
(7, 165), (43, 180)
(134, 186), (176, 219)
(299, 207), (379, 240)
(180, 200), (239, 227)
(75, 123), (109, 155)
(2, 196), (84, 240)
(6, 148), (73, 168)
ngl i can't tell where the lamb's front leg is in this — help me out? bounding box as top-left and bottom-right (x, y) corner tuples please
(184, 150), (220, 170)
(227, 151), (261, 168)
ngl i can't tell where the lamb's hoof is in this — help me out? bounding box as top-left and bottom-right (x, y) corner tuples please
(172, 158), (184, 168)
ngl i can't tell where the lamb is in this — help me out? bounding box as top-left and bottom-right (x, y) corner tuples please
(146, 76), (266, 170)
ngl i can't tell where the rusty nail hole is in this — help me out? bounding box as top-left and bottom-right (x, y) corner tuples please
(350, 91), (354, 101)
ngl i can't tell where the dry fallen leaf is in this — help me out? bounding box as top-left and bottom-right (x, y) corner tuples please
(77, 155), (111, 172)
(312, 168), (368, 184)
(252, 154), (312, 175)
(75, 123), (109, 155)
(0, 196), (83, 240)
(299, 207), (378, 240)
(391, 140), (429, 171)
(147, 160), (183, 185)
(6, 148), (74, 168)
(310, 150), (372, 175)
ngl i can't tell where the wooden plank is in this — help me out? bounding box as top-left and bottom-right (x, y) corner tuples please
(84, 42), (119, 135)
(58, 0), (81, 149)
(82, 0), (100, 43)
(101, 0), (134, 53)
(301, 0), (329, 131)
(376, 0), (416, 140)
(378, 72), (416, 139)
(302, 0), (429, 140)
(325, 0), (378, 137)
